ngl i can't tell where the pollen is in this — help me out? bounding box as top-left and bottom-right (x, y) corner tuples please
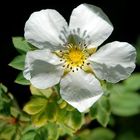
(66, 47), (85, 66)
(55, 43), (96, 72)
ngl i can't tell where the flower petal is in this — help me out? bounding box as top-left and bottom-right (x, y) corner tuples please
(25, 9), (68, 50)
(60, 69), (103, 112)
(23, 49), (64, 89)
(69, 4), (113, 47)
(89, 41), (136, 83)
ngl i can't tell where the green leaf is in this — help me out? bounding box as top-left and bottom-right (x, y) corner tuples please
(30, 85), (53, 98)
(32, 111), (47, 127)
(54, 84), (60, 93)
(22, 125), (36, 134)
(21, 131), (41, 140)
(45, 123), (59, 140)
(19, 112), (30, 122)
(15, 72), (30, 85)
(56, 108), (68, 123)
(116, 131), (139, 140)
(58, 123), (74, 137)
(57, 99), (67, 109)
(64, 110), (84, 131)
(70, 110), (84, 130)
(90, 103), (98, 119)
(23, 97), (47, 115)
(46, 102), (57, 121)
(68, 127), (115, 140)
(13, 133), (21, 140)
(0, 125), (17, 140)
(9, 55), (25, 70)
(87, 127), (115, 140)
(110, 91), (140, 116)
(57, 109), (83, 133)
(12, 37), (32, 53)
(70, 128), (115, 140)
(66, 104), (75, 111)
(110, 84), (127, 95)
(28, 123), (59, 140)
(124, 73), (140, 91)
(96, 96), (111, 127)
(90, 96), (111, 127)
(0, 102), (10, 115)
(136, 47), (140, 65)
(0, 120), (7, 133)
(135, 36), (140, 65)
(0, 85), (12, 116)
(38, 126), (48, 140)
(0, 99), (11, 115)
(10, 106), (20, 118)
(0, 83), (8, 94)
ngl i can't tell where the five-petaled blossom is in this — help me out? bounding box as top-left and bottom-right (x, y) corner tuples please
(23, 4), (136, 112)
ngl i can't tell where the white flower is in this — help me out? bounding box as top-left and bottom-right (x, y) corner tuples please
(23, 4), (136, 112)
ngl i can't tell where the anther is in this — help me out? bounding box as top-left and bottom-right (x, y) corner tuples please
(67, 64), (69, 68)
(76, 68), (78, 71)
(87, 63), (90, 65)
(72, 70), (74, 72)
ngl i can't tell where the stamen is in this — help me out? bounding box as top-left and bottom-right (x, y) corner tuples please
(57, 42), (96, 73)
(67, 64), (69, 68)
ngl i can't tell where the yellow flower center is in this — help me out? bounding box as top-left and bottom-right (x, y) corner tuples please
(65, 45), (86, 67)
(69, 49), (83, 63)
(55, 43), (96, 73)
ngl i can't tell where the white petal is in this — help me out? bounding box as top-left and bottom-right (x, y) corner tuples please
(69, 4), (113, 47)
(23, 49), (64, 89)
(25, 9), (68, 50)
(89, 41), (136, 83)
(60, 69), (103, 112)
